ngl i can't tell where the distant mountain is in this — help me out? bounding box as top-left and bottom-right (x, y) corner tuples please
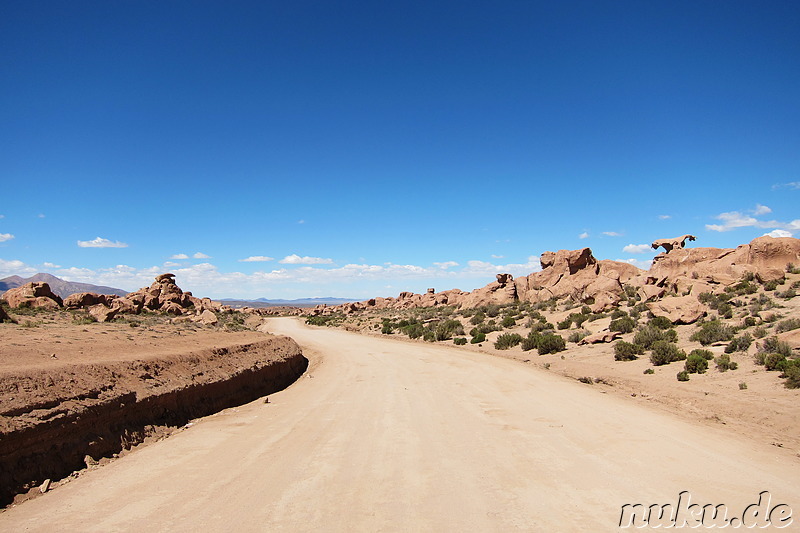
(0, 273), (128, 298)
(220, 297), (359, 309)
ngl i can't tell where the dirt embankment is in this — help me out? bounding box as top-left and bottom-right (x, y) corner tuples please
(0, 335), (307, 507)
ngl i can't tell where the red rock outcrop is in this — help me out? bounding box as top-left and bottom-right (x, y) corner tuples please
(651, 234), (696, 253)
(1, 282), (63, 310)
(648, 295), (708, 325)
(63, 292), (113, 310)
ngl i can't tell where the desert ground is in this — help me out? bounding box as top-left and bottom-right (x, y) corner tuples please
(1, 317), (798, 531)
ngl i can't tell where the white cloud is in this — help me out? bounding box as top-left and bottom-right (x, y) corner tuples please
(616, 258), (653, 270)
(279, 254), (334, 265)
(170, 253), (189, 260)
(772, 182), (800, 190)
(193, 252), (211, 259)
(602, 231), (623, 237)
(239, 256), (275, 262)
(622, 244), (652, 254)
(163, 261), (182, 268)
(491, 254), (504, 259)
(0, 258), (38, 277)
(0, 214), (5, 219)
(42, 262), (61, 269)
(297, 220), (305, 224)
(77, 237), (128, 248)
(579, 232), (589, 239)
(753, 204), (772, 215)
(0, 233), (14, 242)
(658, 215), (671, 220)
(705, 207), (799, 233)
(764, 229), (793, 238)
(37, 214), (46, 218)
(433, 261), (459, 269)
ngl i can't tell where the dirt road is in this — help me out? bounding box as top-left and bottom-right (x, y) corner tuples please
(2, 318), (798, 531)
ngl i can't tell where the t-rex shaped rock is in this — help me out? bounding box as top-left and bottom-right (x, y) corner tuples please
(651, 234), (696, 254)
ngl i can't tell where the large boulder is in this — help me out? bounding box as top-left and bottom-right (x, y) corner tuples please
(1, 282), (63, 309)
(457, 273), (517, 308)
(88, 304), (117, 323)
(651, 234), (696, 254)
(64, 292), (109, 310)
(648, 295), (708, 325)
(578, 330), (621, 345)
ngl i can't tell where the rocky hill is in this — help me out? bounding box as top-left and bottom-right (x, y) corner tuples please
(0, 273), (127, 298)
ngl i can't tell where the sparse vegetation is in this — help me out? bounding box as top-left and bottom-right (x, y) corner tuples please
(775, 318), (800, 333)
(725, 333), (753, 354)
(494, 333), (523, 350)
(715, 353), (738, 372)
(649, 341), (686, 366)
(684, 353), (709, 374)
(634, 325), (678, 349)
(689, 320), (735, 346)
(677, 370), (690, 382)
(614, 341), (643, 361)
(609, 316), (636, 334)
(537, 333), (566, 355)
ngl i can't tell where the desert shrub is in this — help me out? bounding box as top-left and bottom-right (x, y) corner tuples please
(470, 312), (486, 325)
(739, 381), (748, 390)
(305, 315), (343, 327)
(677, 370), (690, 382)
(453, 337), (467, 345)
(759, 336), (792, 358)
(381, 321), (395, 334)
(609, 316), (636, 334)
(648, 316), (674, 330)
(578, 376), (594, 384)
(649, 341), (686, 366)
(689, 320), (735, 346)
(688, 348), (714, 360)
(634, 325), (677, 349)
(778, 288), (797, 300)
(698, 292), (732, 310)
(775, 318), (800, 333)
(530, 321), (555, 333)
(781, 361), (800, 389)
(763, 353), (788, 371)
(435, 319), (464, 341)
(742, 316), (758, 328)
(763, 279), (781, 291)
(567, 330), (589, 343)
(473, 322), (500, 335)
(614, 341), (643, 361)
(538, 334), (566, 355)
(556, 318), (572, 330)
(494, 333), (523, 350)
(715, 353), (738, 372)
(521, 333), (540, 352)
(725, 333), (753, 353)
(570, 313), (590, 328)
(423, 331), (436, 342)
(403, 322), (425, 339)
(501, 316), (516, 328)
(470, 331), (486, 344)
(726, 280), (758, 296)
(684, 353), (709, 374)
(484, 304), (501, 318)
(753, 326), (768, 339)
(643, 368), (655, 375)
(610, 308), (628, 319)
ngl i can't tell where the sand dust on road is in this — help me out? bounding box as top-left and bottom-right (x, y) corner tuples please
(2, 317), (798, 531)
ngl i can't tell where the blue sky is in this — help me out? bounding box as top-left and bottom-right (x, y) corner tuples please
(1, 1), (798, 299)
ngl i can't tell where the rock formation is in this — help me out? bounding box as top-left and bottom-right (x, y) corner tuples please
(0, 282), (63, 310)
(651, 234), (696, 254)
(0, 304), (12, 323)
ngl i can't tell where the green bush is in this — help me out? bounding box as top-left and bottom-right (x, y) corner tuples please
(643, 368), (655, 375)
(610, 308), (628, 320)
(649, 341), (686, 366)
(614, 341), (643, 361)
(521, 333), (540, 352)
(634, 325), (677, 349)
(775, 318), (800, 333)
(763, 353), (788, 371)
(648, 316), (674, 330)
(759, 337), (792, 358)
(453, 337), (467, 345)
(715, 353), (738, 372)
(538, 334), (566, 355)
(781, 361), (800, 389)
(434, 319), (465, 341)
(609, 316), (636, 334)
(470, 312), (485, 325)
(501, 316), (516, 328)
(677, 370), (690, 382)
(494, 333), (524, 350)
(689, 320), (735, 346)
(470, 331), (486, 344)
(567, 330), (589, 343)
(685, 353), (709, 374)
(530, 321), (555, 333)
(688, 349), (714, 360)
(403, 322), (425, 339)
(556, 318), (572, 330)
(725, 333), (753, 353)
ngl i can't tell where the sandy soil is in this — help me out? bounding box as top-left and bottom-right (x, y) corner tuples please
(1, 317), (798, 531)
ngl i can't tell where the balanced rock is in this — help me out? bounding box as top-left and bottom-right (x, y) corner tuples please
(88, 304), (117, 323)
(648, 295), (707, 325)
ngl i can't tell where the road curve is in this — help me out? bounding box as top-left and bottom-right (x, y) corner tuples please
(1, 318), (798, 531)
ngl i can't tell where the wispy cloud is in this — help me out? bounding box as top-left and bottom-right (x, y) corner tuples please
(42, 262), (61, 268)
(705, 205), (800, 235)
(622, 244), (652, 254)
(491, 254), (504, 259)
(602, 231), (623, 237)
(170, 253), (189, 259)
(77, 237), (128, 248)
(193, 252), (211, 259)
(433, 261), (459, 269)
(239, 256), (275, 262)
(658, 214), (671, 220)
(0, 233), (14, 242)
(0, 258), (39, 277)
(37, 214), (46, 219)
(615, 258), (653, 270)
(772, 182), (800, 190)
(579, 232), (589, 239)
(279, 254), (334, 265)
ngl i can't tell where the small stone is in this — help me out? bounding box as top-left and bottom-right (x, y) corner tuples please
(40, 479), (51, 493)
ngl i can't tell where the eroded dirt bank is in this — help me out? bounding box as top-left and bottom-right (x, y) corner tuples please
(0, 335), (307, 506)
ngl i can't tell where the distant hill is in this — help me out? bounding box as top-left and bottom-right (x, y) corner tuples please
(220, 297), (359, 309)
(0, 273), (128, 298)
